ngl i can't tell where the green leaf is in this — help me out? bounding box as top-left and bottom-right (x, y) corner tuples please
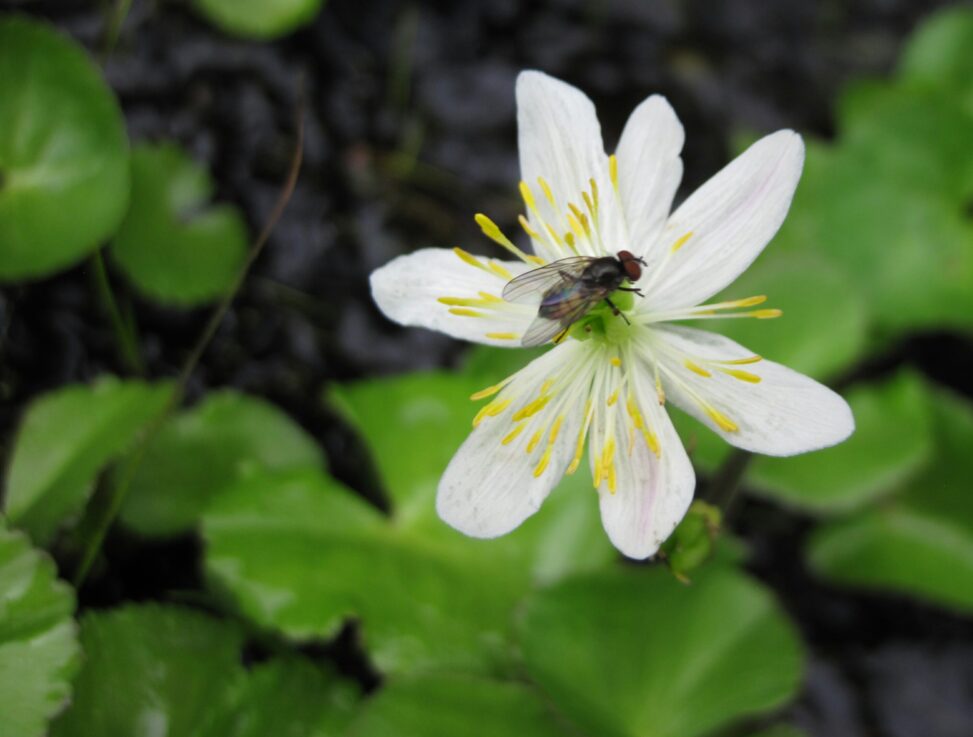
(51, 604), (245, 736)
(520, 566), (804, 737)
(109, 143), (247, 306)
(345, 674), (569, 737)
(899, 5), (973, 114)
(3, 378), (173, 544)
(193, 0), (324, 40)
(808, 386), (973, 613)
(838, 80), (973, 206)
(774, 141), (973, 335)
(0, 520), (80, 737)
(747, 371), (934, 514)
(120, 391), (324, 537)
(203, 467), (529, 675)
(201, 657), (358, 737)
(0, 16), (129, 280)
(695, 250), (868, 382)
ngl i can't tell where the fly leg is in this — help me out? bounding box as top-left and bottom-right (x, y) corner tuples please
(604, 297), (631, 325)
(617, 286), (644, 297)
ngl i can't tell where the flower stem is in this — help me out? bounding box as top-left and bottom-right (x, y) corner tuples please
(90, 249), (144, 376)
(72, 89), (306, 589)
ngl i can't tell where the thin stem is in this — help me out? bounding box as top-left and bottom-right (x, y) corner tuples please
(99, 0), (132, 63)
(72, 91), (306, 589)
(90, 250), (144, 375)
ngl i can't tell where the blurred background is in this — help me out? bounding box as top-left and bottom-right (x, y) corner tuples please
(0, 1), (971, 737)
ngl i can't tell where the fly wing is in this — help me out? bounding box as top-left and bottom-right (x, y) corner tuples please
(520, 288), (602, 347)
(502, 256), (594, 304)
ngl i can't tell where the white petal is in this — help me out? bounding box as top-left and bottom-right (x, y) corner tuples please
(437, 342), (591, 537)
(655, 325), (854, 456)
(594, 353), (695, 559)
(646, 130), (804, 310)
(370, 248), (534, 346)
(516, 71), (625, 258)
(614, 95), (685, 260)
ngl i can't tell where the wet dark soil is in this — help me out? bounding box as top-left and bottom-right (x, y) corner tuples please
(1, 1), (971, 736)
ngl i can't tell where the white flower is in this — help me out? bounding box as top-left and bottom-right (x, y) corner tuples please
(370, 71), (854, 559)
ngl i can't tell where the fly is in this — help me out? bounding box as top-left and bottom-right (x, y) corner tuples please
(502, 250), (647, 347)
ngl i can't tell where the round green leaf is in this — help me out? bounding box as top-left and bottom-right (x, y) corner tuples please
(808, 386), (973, 612)
(51, 605), (245, 736)
(521, 566), (804, 737)
(345, 675), (569, 737)
(3, 378), (173, 544)
(203, 467), (529, 675)
(109, 143), (247, 306)
(775, 141), (973, 335)
(193, 0), (324, 40)
(838, 80), (973, 206)
(899, 5), (973, 114)
(748, 371), (934, 514)
(0, 520), (80, 737)
(120, 391), (324, 537)
(0, 16), (129, 280)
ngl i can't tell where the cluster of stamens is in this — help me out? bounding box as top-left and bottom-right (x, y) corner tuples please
(438, 165), (782, 490)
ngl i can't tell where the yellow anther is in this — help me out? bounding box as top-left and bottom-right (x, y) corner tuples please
(453, 247), (492, 274)
(684, 360), (712, 378)
(518, 214), (541, 240)
(501, 423), (526, 445)
(566, 213), (584, 240)
(564, 232), (578, 253)
(656, 376), (666, 405)
(568, 202), (586, 225)
(485, 332), (518, 340)
(753, 309), (782, 319)
(589, 177), (599, 209)
(671, 231), (694, 252)
(438, 296), (476, 306)
(607, 463), (617, 494)
(475, 213), (534, 263)
(527, 255), (546, 265)
(512, 394), (552, 421)
(477, 291), (503, 302)
(607, 390), (619, 406)
(567, 401), (592, 475)
(735, 295), (768, 307)
(449, 308), (484, 318)
(487, 261), (514, 280)
(473, 398), (511, 426)
(539, 378), (555, 395)
(537, 177), (556, 208)
(610, 357), (622, 367)
(705, 405), (739, 433)
(527, 429), (544, 453)
(720, 368), (762, 383)
(642, 429), (661, 457)
(518, 181), (537, 211)
(582, 191), (596, 218)
(470, 382), (504, 401)
(534, 446), (553, 477)
(626, 397), (644, 429)
(609, 154), (619, 189)
(717, 355), (763, 365)
(548, 415), (564, 445)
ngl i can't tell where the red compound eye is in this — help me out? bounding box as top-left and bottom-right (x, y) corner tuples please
(617, 250), (642, 281)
